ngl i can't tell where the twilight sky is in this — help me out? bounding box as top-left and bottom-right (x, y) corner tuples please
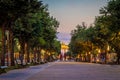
(42, 0), (108, 44)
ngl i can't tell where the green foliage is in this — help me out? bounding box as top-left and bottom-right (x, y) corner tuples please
(52, 40), (61, 53)
(0, 0), (60, 66)
(12, 1), (60, 53)
(0, 0), (42, 26)
(69, 0), (120, 63)
(70, 23), (90, 54)
(100, 0), (120, 55)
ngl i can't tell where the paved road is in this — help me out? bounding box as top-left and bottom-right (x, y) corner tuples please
(1, 61), (120, 80)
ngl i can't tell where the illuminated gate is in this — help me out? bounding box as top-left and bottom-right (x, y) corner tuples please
(60, 42), (69, 61)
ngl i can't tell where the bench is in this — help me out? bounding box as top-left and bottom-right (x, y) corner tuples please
(0, 66), (8, 73)
(27, 63), (30, 65)
(14, 59), (29, 68)
(15, 59), (22, 65)
(0, 66), (8, 69)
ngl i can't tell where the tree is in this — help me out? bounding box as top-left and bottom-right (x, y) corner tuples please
(98, 0), (120, 64)
(70, 23), (92, 62)
(0, 0), (42, 66)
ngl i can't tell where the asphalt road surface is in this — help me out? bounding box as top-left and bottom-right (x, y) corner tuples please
(0, 61), (120, 80)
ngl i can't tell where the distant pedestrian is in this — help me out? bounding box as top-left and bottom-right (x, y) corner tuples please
(100, 52), (105, 64)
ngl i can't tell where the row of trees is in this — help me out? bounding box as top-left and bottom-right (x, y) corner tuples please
(0, 0), (60, 66)
(69, 0), (120, 64)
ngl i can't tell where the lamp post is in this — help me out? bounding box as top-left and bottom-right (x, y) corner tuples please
(106, 45), (110, 63)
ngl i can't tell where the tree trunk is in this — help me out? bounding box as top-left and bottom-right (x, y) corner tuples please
(37, 47), (41, 63)
(19, 38), (25, 65)
(9, 29), (15, 66)
(116, 53), (120, 64)
(26, 42), (30, 63)
(1, 25), (6, 66)
(34, 47), (37, 63)
(31, 48), (34, 63)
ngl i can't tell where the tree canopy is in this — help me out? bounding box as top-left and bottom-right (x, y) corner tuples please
(0, 0), (60, 66)
(69, 0), (120, 63)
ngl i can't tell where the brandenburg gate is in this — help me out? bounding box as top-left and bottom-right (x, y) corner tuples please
(60, 42), (69, 61)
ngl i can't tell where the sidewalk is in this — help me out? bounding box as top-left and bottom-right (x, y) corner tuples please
(0, 62), (53, 80)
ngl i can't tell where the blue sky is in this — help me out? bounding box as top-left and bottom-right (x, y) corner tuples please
(42, 0), (108, 44)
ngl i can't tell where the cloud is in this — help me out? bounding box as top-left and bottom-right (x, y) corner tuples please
(57, 32), (71, 44)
